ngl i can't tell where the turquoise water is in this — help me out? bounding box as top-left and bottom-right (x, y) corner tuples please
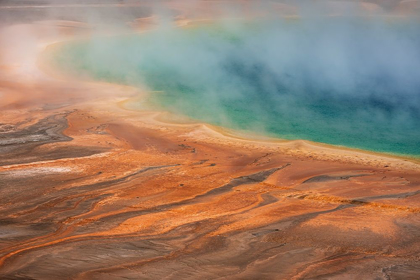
(54, 20), (420, 157)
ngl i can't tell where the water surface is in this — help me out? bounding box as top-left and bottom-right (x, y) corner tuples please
(54, 19), (420, 156)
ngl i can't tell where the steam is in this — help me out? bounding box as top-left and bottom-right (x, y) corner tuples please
(55, 13), (420, 155)
(4, 0), (418, 155)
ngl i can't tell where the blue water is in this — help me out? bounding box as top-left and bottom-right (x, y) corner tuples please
(53, 19), (420, 157)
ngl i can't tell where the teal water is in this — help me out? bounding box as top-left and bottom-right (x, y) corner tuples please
(54, 19), (420, 157)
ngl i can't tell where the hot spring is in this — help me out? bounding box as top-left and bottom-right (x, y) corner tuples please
(53, 19), (420, 157)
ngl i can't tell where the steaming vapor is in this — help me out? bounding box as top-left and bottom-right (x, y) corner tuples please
(46, 1), (420, 155)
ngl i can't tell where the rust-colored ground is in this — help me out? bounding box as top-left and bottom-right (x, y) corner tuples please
(1, 1), (420, 279)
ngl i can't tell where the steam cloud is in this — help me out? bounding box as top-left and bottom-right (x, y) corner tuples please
(43, 1), (420, 155)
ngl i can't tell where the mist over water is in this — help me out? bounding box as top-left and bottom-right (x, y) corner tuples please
(55, 18), (420, 156)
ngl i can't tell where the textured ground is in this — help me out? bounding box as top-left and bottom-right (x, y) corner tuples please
(1, 100), (420, 279)
(1, 1), (420, 279)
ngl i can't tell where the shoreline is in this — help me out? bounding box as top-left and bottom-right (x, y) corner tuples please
(39, 37), (420, 171)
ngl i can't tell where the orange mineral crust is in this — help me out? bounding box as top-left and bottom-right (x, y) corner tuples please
(1, 2), (420, 279)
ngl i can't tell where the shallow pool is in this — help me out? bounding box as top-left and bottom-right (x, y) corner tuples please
(54, 19), (420, 156)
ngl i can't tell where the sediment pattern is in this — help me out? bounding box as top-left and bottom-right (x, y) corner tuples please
(0, 108), (419, 280)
